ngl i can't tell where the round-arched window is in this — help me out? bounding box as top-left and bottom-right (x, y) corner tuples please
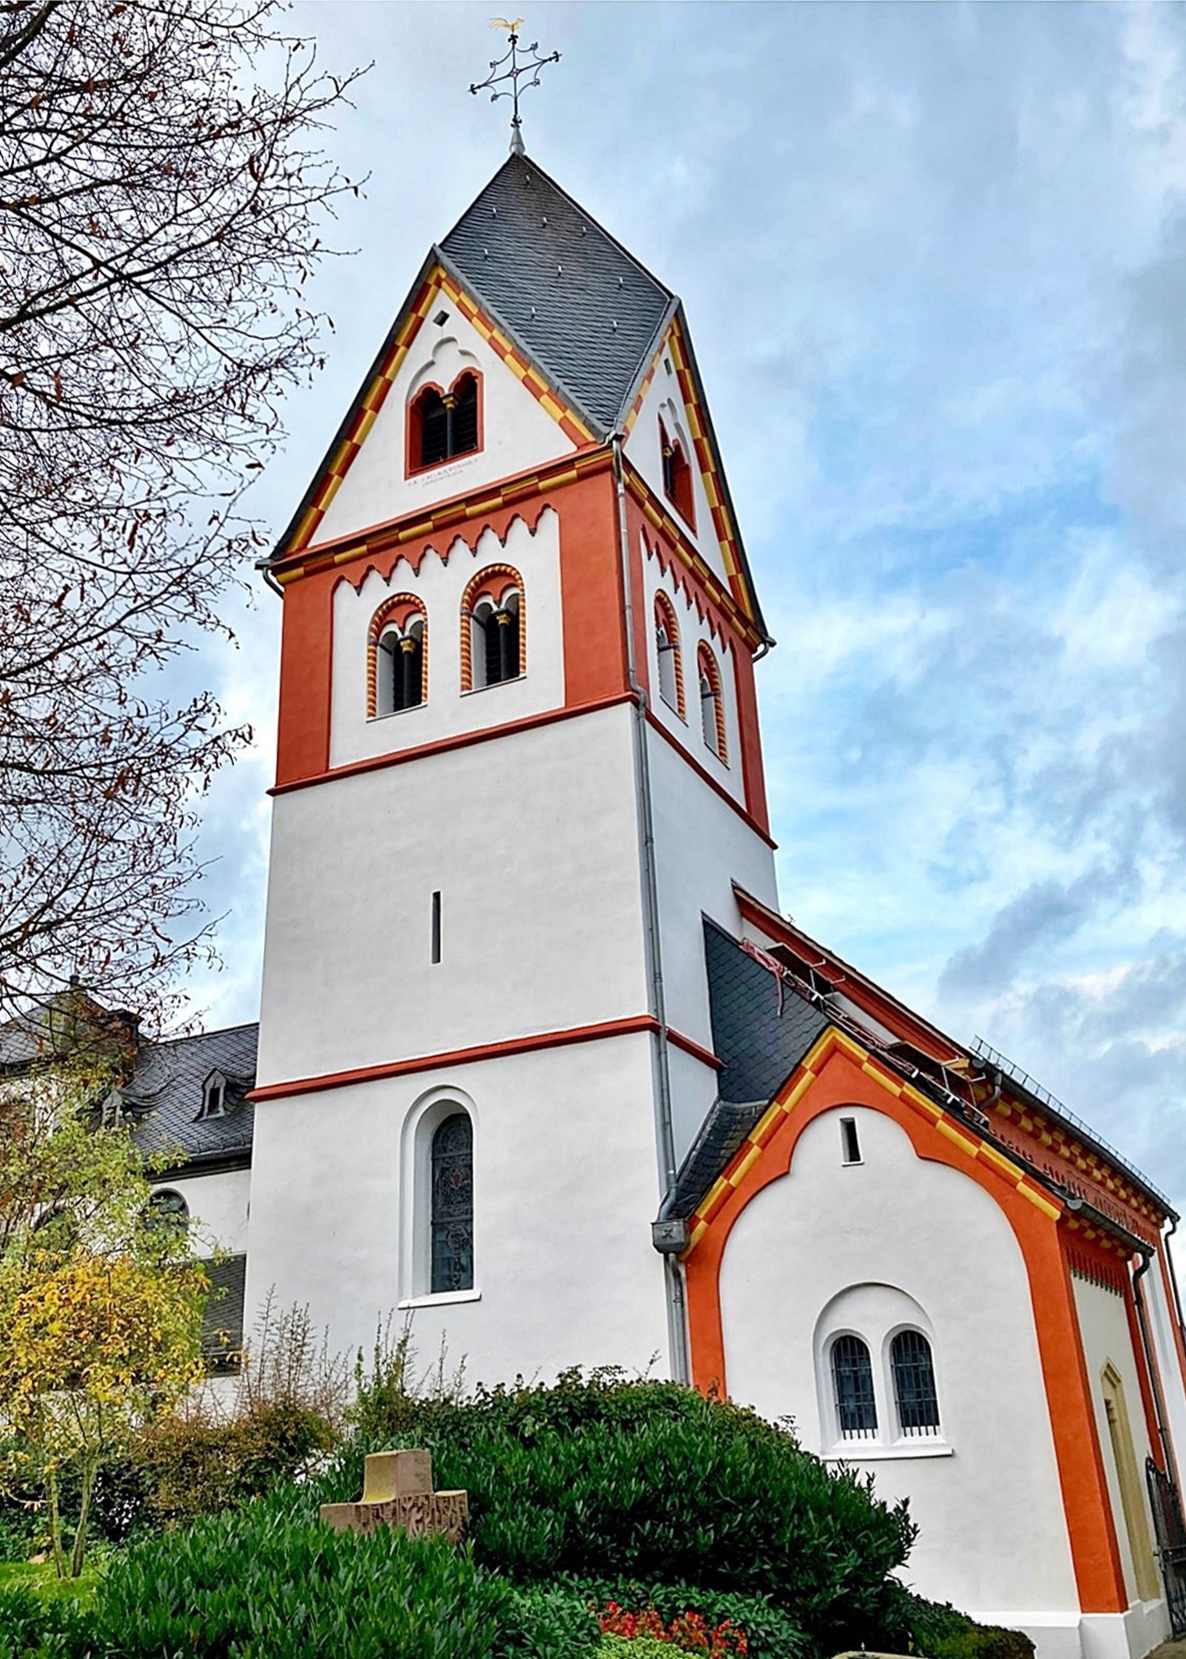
(430, 1114), (474, 1294)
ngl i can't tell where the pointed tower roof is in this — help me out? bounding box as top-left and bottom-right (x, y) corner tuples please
(439, 154), (674, 437)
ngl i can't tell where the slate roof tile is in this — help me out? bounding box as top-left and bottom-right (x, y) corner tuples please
(440, 154), (673, 436)
(124, 1023), (257, 1169)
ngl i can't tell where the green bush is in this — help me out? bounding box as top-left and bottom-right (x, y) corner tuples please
(565, 1579), (806, 1659)
(131, 1395), (338, 1526)
(597, 1641), (680, 1658)
(88, 1486), (511, 1659)
(494, 1583), (600, 1657)
(348, 1369), (914, 1656)
(0, 1582), (94, 1659)
(890, 1587), (1034, 1659)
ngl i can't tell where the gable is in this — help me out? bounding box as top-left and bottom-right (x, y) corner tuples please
(624, 316), (766, 636)
(281, 265), (587, 556)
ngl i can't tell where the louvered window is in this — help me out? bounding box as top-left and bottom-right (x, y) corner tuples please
(891, 1329), (940, 1434)
(418, 389), (449, 467)
(412, 374), (480, 472)
(430, 1114), (474, 1294)
(384, 622), (425, 712)
(832, 1334), (878, 1437)
(476, 595), (521, 687)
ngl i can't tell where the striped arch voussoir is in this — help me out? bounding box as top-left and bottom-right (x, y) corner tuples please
(367, 592), (427, 718)
(460, 563), (525, 693)
(653, 589), (686, 720)
(696, 640), (728, 762)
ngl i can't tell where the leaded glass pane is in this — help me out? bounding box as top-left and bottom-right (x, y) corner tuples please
(431, 1114), (473, 1294)
(832, 1334), (877, 1437)
(891, 1329), (940, 1434)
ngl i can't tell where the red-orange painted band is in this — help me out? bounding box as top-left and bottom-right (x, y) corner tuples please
(269, 692), (637, 797)
(250, 1013), (687, 1102)
(666, 1027), (722, 1070)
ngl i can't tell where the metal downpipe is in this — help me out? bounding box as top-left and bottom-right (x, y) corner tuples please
(611, 434), (689, 1386)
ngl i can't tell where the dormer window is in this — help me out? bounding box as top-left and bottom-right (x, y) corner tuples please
(659, 416), (695, 528)
(198, 1069), (227, 1121)
(409, 371), (481, 473)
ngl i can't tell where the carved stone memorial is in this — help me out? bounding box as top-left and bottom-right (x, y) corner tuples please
(319, 1448), (468, 1544)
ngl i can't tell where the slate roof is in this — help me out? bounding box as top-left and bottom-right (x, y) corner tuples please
(123, 1022), (257, 1172)
(703, 918), (829, 1107)
(439, 154), (674, 437)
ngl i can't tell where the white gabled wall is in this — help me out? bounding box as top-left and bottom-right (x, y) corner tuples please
(625, 346), (728, 585)
(329, 509), (563, 769)
(717, 1105), (1079, 1635)
(313, 294), (575, 548)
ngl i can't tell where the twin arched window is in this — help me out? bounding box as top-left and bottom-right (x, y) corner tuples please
(697, 642), (727, 763)
(654, 593), (684, 718)
(409, 372), (480, 473)
(830, 1329), (940, 1441)
(367, 567), (526, 717)
(369, 596), (428, 717)
(462, 565), (524, 692)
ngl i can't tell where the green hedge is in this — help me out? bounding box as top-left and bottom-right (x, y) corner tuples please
(343, 1370), (915, 1656)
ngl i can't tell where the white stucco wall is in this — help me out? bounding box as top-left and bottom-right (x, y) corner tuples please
(313, 299), (575, 549)
(1072, 1275), (1163, 1622)
(644, 546), (744, 808)
(150, 1168), (250, 1258)
(625, 351), (728, 585)
(646, 717), (779, 1060)
(258, 703), (649, 1087)
(1147, 1251), (1186, 1484)
(718, 1104), (1079, 1625)
(329, 509), (563, 769)
(244, 1032), (669, 1382)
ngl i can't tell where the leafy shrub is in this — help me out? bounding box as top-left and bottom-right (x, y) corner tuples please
(494, 1582), (600, 1658)
(564, 1582), (804, 1659)
(889, 1588), (1034, 1659)
(0, 1582), (95, 1659)
(133, 1395), (337, 1524)
(349, 1369), (914, 1656)
(88, 1486), (511, 1659)
(599, 1642), (692, 1659)
(598, 1601), (747, 1654)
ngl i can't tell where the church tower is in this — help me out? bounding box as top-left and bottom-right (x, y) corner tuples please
(247, 152), (779, 1381)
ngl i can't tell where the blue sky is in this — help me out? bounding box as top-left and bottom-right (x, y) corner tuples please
(184, 2), (1186, 1213)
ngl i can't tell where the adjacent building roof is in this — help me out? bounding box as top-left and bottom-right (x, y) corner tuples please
(123, 1022), (257, 1173)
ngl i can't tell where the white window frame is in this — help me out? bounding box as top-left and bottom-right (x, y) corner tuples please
(397, 1085), (481, 1309)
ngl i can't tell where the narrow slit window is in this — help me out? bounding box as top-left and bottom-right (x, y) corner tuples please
(891, 1330), (940, 1435)
(831, 1334), (878, 1438)
(431, 891), (442, 964)
(841, 1117), (861, 1165)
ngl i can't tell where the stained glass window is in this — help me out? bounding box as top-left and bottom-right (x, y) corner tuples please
(431, 1114), (474, 1294)
(832, 1334), (878, 1437)
(891, 1329), (940, 1434)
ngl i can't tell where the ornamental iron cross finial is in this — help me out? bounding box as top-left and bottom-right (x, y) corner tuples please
(470, 19), (561, 155)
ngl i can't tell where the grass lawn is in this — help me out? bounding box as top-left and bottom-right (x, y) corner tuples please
(0, 1558), (103, 1607)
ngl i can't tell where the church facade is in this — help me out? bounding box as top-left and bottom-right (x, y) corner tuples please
(127, 155), (1186, 1659)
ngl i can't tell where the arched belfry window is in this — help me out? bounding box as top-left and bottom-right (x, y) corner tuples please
(831, 1334), (878, 1438)
(409, 371), (481, 474)
(461, 565), (525, 691)
(890, 1329), (940, 1435)
(368, 595), (428, 718)
(430, 1113), (474, 1294)
(659, 416), (695, 528)
(697, 642), (727, 762)
(653, 592), (684, 718)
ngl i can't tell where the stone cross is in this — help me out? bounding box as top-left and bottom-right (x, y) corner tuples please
(319, 1448), (468, 1544)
